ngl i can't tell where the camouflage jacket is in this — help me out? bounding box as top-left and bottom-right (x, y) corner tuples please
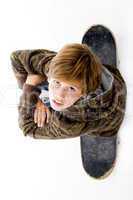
(10, 49), (127, 139)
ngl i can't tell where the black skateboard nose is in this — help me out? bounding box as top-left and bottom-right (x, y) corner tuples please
(82, 24), (117, 66)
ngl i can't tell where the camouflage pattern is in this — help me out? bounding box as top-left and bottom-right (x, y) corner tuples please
(10, 49), (127, 139)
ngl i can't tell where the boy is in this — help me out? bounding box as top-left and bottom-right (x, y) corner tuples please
(10, 39), (127, 179)
(10, 43), (126, 140)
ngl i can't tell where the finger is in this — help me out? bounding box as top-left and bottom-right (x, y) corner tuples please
(34, 109), (38, 123)
(38, 109), (47, 127)
(46, 108), (51, 123)
(41, 110), (46, 127)
(37, 109), (43, 127)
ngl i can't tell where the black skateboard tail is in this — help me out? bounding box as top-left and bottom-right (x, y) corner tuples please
(82, 24), (117, 67)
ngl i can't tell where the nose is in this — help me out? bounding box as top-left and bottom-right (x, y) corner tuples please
(55, 87), (66, 100)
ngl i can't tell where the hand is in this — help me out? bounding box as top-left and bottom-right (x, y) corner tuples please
(34, 99), (51, 127)
(26, 74), (47, 86)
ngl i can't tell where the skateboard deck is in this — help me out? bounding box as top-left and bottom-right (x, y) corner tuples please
(80, 25), (118, 179)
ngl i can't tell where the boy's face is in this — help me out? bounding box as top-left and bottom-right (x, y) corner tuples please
(48, 77), (84, 111)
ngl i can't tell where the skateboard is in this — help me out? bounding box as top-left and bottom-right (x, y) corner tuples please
(80, 25), (118, 179)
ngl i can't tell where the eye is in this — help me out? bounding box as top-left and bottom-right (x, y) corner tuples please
(69, 87), (76, 91)
(52, 80), (58, 84)
(53, 80), (60, 87)
(55, 80), (60, 85)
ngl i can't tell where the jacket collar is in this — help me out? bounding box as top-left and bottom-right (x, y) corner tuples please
(87, 64), (114, 108)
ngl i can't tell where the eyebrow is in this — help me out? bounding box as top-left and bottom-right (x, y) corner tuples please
(52, 79), (81, 90)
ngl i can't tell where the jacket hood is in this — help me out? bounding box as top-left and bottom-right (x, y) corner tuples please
(39, 65), (116, 122)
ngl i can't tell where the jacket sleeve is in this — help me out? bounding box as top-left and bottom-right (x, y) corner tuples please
(18, 84), (87, 139)
(10, 49), (57, 89)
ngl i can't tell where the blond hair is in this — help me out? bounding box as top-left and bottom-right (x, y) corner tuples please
(48, 43), (102, 95)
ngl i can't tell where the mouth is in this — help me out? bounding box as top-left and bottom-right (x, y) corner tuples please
(52, 99), (63, 106)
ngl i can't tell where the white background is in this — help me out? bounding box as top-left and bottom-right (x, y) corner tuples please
(0, 0), (132, 200)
